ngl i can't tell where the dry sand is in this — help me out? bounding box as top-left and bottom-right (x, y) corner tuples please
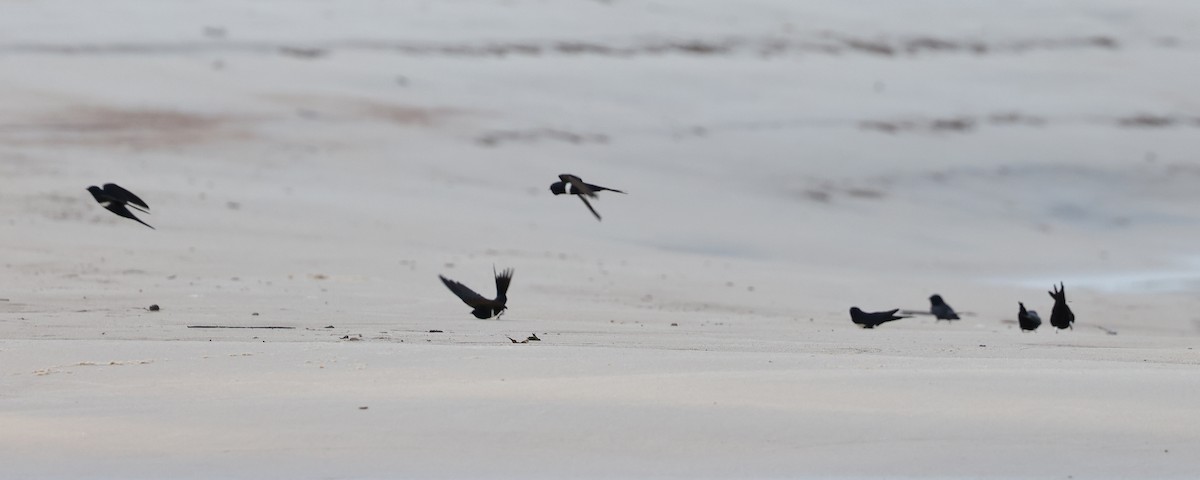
(2, 1), (1200, 478)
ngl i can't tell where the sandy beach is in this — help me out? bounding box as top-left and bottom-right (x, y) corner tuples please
(2, 1), (1200, 478)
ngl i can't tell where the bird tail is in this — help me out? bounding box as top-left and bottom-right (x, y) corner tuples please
(1049, 282), (1066, 302)
(494, 266), (514, 296)
(591, 184), (626, 194)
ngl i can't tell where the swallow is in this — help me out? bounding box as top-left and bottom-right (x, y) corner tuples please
(550, 174), (624, 221)
(1018, 302), (1042, 332)
(929, 294), (960, 321)
(86, 183), (153, 229)
(439, 266), (513, 319)
(1048, 282), (1074, 330)
(849, 307), (909, 329)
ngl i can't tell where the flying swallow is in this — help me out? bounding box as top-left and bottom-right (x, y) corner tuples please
(929, 294), (960, 321)
(1018, 302), (1042, 332)
(849, 307), (909, 329)
(1048, 282), (1075, 330)
(550, 174), (624, 221)
(439, 266), (514, 319)
(86, 183), (153, 229)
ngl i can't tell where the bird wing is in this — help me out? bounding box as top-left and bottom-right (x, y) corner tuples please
(577, 195), (602, 221)
(559, 174), (596, 197)
(102, 184), (150, 210)
(494, 267), (514, 297)
(106, 204), (155, 229)
(935, 305), (960, 319)
(439, 275), (489, 307)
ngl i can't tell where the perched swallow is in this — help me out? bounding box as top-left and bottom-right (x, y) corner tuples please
(439, 266), (513, 319)
(929, 294), (960, 321)
(1018, 302), (1042, 332)
(1048, 282), (1075, 330)
(86, 183), (153, 229)
(550, 174), (624, 221)
(849, 307), (909, 329)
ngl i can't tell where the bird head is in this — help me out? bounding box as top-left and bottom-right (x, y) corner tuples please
(549, 182), (566, 195)
(85, 186), (106, 201)
(929, 294), (944, 306)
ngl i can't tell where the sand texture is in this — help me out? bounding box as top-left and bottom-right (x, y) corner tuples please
(2, 1), (1200, 478)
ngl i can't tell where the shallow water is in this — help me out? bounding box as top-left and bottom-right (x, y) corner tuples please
(996, 256), (1200, 293)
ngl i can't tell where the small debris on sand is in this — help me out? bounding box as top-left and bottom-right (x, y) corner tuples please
(507, 336), (528, 344)
(148, 304), (160, 311)
(429, 329), (443, 333)
(187, 325), (295, 329)
(527, 333), (541, 342)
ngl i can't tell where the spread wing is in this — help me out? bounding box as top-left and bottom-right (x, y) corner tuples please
(559, 174), (596, 198)
(102, 183), (150, 211)
(439, 275), (489, 307)
(578, 195), (602, 221)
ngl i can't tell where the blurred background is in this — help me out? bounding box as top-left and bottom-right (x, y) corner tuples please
(2, 0), (1200, 334)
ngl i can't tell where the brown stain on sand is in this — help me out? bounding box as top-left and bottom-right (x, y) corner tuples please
(1, 106), (252, 149)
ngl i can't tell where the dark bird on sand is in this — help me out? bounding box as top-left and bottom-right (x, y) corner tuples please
(439, 267), (513, 319)
(929, 294), (960, 321)
(86, 183), (153, 229)
(1018, 302), (1042, 331)
(850, 307), (909, 329)
(550, 174), (624, 221)
(1048, 282), (1075, 330)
